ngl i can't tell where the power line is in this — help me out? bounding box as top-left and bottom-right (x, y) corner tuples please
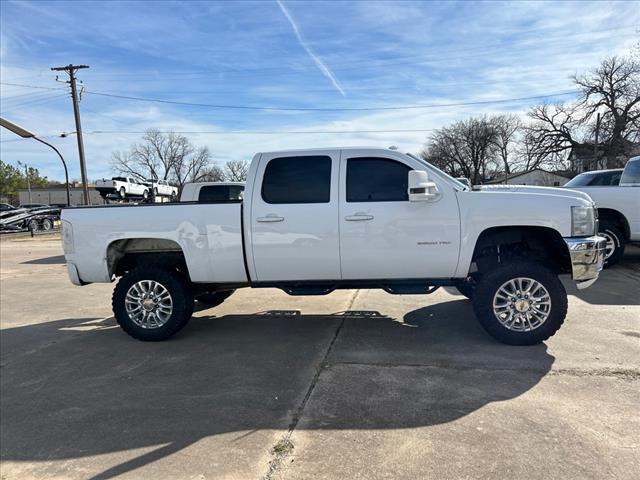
(1, 82), (68, 91)
(1, 128), (436, 142)
(80, 89), (577, 112)
(89, 129), (436, 134)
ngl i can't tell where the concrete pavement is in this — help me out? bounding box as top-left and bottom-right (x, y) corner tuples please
(1, 236), (638, 479)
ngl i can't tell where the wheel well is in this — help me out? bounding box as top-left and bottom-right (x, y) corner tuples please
(107, 238), (188, 278)
(598, 208), (630, 240)
(470, 226), (572, 276)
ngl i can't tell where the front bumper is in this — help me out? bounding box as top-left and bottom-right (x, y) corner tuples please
(564, 235), (607, 289)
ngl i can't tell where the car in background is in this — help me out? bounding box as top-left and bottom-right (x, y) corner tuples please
(564, 168), (623, 187)
(0, 203), (16, 212)
(564, 157), (640, 266)
(179, 182), (245, 203)
(19, 203), (50, 210)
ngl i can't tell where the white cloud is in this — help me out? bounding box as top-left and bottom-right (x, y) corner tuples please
(276, 0), (345, 96)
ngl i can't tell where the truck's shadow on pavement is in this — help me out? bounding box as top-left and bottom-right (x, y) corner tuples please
(0, 301), (554, 479)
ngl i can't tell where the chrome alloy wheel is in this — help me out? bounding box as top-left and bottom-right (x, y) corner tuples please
(601, 231), (617, 260)
(492, 277), (551, 332)
(125, 280), (173, 329)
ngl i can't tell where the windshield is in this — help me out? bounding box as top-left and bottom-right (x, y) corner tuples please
(564, 170), (622, 187)
(405, 153), (469, 190)
(620, 158), (640, 185)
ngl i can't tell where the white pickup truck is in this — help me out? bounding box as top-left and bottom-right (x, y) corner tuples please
(145, 179), (179, 199)
(95, 177), (150, 199)
(62, 147), (605, 345)
(564, 156), (640, 266)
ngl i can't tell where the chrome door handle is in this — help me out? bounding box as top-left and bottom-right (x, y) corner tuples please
(345, 213), (374, 221)
(257, 214), (284, 223)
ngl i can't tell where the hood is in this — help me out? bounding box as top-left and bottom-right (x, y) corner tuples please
(476, 184), (594, 204)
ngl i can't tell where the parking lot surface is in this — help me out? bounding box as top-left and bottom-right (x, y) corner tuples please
(1, 235), (639, 480)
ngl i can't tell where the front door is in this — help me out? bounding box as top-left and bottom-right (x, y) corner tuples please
(339, 149), (460, 279)
(250, 151), (341, 281)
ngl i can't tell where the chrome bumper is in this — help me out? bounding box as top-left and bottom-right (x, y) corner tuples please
(564, 235), (607, 289)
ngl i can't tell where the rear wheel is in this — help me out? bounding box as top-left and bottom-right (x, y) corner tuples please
(196, 289), (235, 308)
(599, 224), (625, 267)
(41, 218), (53, 231)
(112, 266), (194, 341)
(142, 189), (149, 200)
(119, 187), (126, 198)
(472, 261), (567, 345)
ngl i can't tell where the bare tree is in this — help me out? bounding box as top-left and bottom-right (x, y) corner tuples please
(199, 165), (226, 182)
(224, 160), (249, 182)
(421, 116), (499, 184)
(111, 129), (213, 189)
(526, 56), (640, 170)
(489, 114), (521, 176)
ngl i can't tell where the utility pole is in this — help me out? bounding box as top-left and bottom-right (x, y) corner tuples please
(17, 161), (32, 204)
(593, 112), (601, 171)
(51, 64), (90, 205)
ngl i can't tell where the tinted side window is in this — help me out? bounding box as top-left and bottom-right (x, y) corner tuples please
(198, 185), (244, 203)
(620, 159), (640, 185)
(262, 156), (331, 204)
(347, 157), (411, 202)
(589, 171), (622, 186)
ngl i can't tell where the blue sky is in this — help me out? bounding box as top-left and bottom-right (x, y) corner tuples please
(1, 0), (638, 181)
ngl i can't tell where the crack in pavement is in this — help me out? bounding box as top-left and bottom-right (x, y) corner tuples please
(262, 290), (361, 480)
(326, 361), (640, 380)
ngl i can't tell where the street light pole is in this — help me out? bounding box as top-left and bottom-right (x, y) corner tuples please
(0, 117), (71, 206)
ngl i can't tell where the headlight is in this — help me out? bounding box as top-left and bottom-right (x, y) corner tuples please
(571, 206), (595, 236)
(61, 220), (74, 254)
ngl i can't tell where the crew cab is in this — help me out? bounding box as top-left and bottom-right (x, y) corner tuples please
(62, 147), (605, 345)
(564, 156), (640, 266)
(146, 179), (178, 198)
(96, 177), (150, 199)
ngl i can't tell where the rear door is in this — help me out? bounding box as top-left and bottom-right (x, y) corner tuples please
(249, 151), (341, 281)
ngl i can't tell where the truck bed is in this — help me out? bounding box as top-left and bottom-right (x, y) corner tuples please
(62, 203), (247, 284)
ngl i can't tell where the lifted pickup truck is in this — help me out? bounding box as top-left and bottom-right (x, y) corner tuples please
(62, 147), (606, 345)
(564, 156), (640, 266)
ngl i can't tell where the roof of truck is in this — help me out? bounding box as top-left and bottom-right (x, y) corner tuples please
(257, 146), (399, 156)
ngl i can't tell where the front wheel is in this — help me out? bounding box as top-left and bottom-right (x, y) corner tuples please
(112, 266), (194, 341)
(600, 225), (625, 267)
(472, 261), (567, 345)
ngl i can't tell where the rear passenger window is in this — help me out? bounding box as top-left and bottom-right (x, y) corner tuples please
(198, 185), (244, 203)
(347, 157), (411, 202)
(262, 156), (331, 204)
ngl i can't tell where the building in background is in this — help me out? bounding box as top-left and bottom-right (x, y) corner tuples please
(17, 184), (103, 206)
(485, 169), (571, 187)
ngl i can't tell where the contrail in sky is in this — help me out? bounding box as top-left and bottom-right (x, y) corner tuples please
(276, 0), (346, 96)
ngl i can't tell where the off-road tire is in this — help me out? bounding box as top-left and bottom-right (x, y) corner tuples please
(142, 189), (149, 200)
(472, 261), (567, 345)
(112, 266), (194, 341)
(119, 187), (126, 198)
(599, 224), (625, 268)
(196, 289), (235, 307)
